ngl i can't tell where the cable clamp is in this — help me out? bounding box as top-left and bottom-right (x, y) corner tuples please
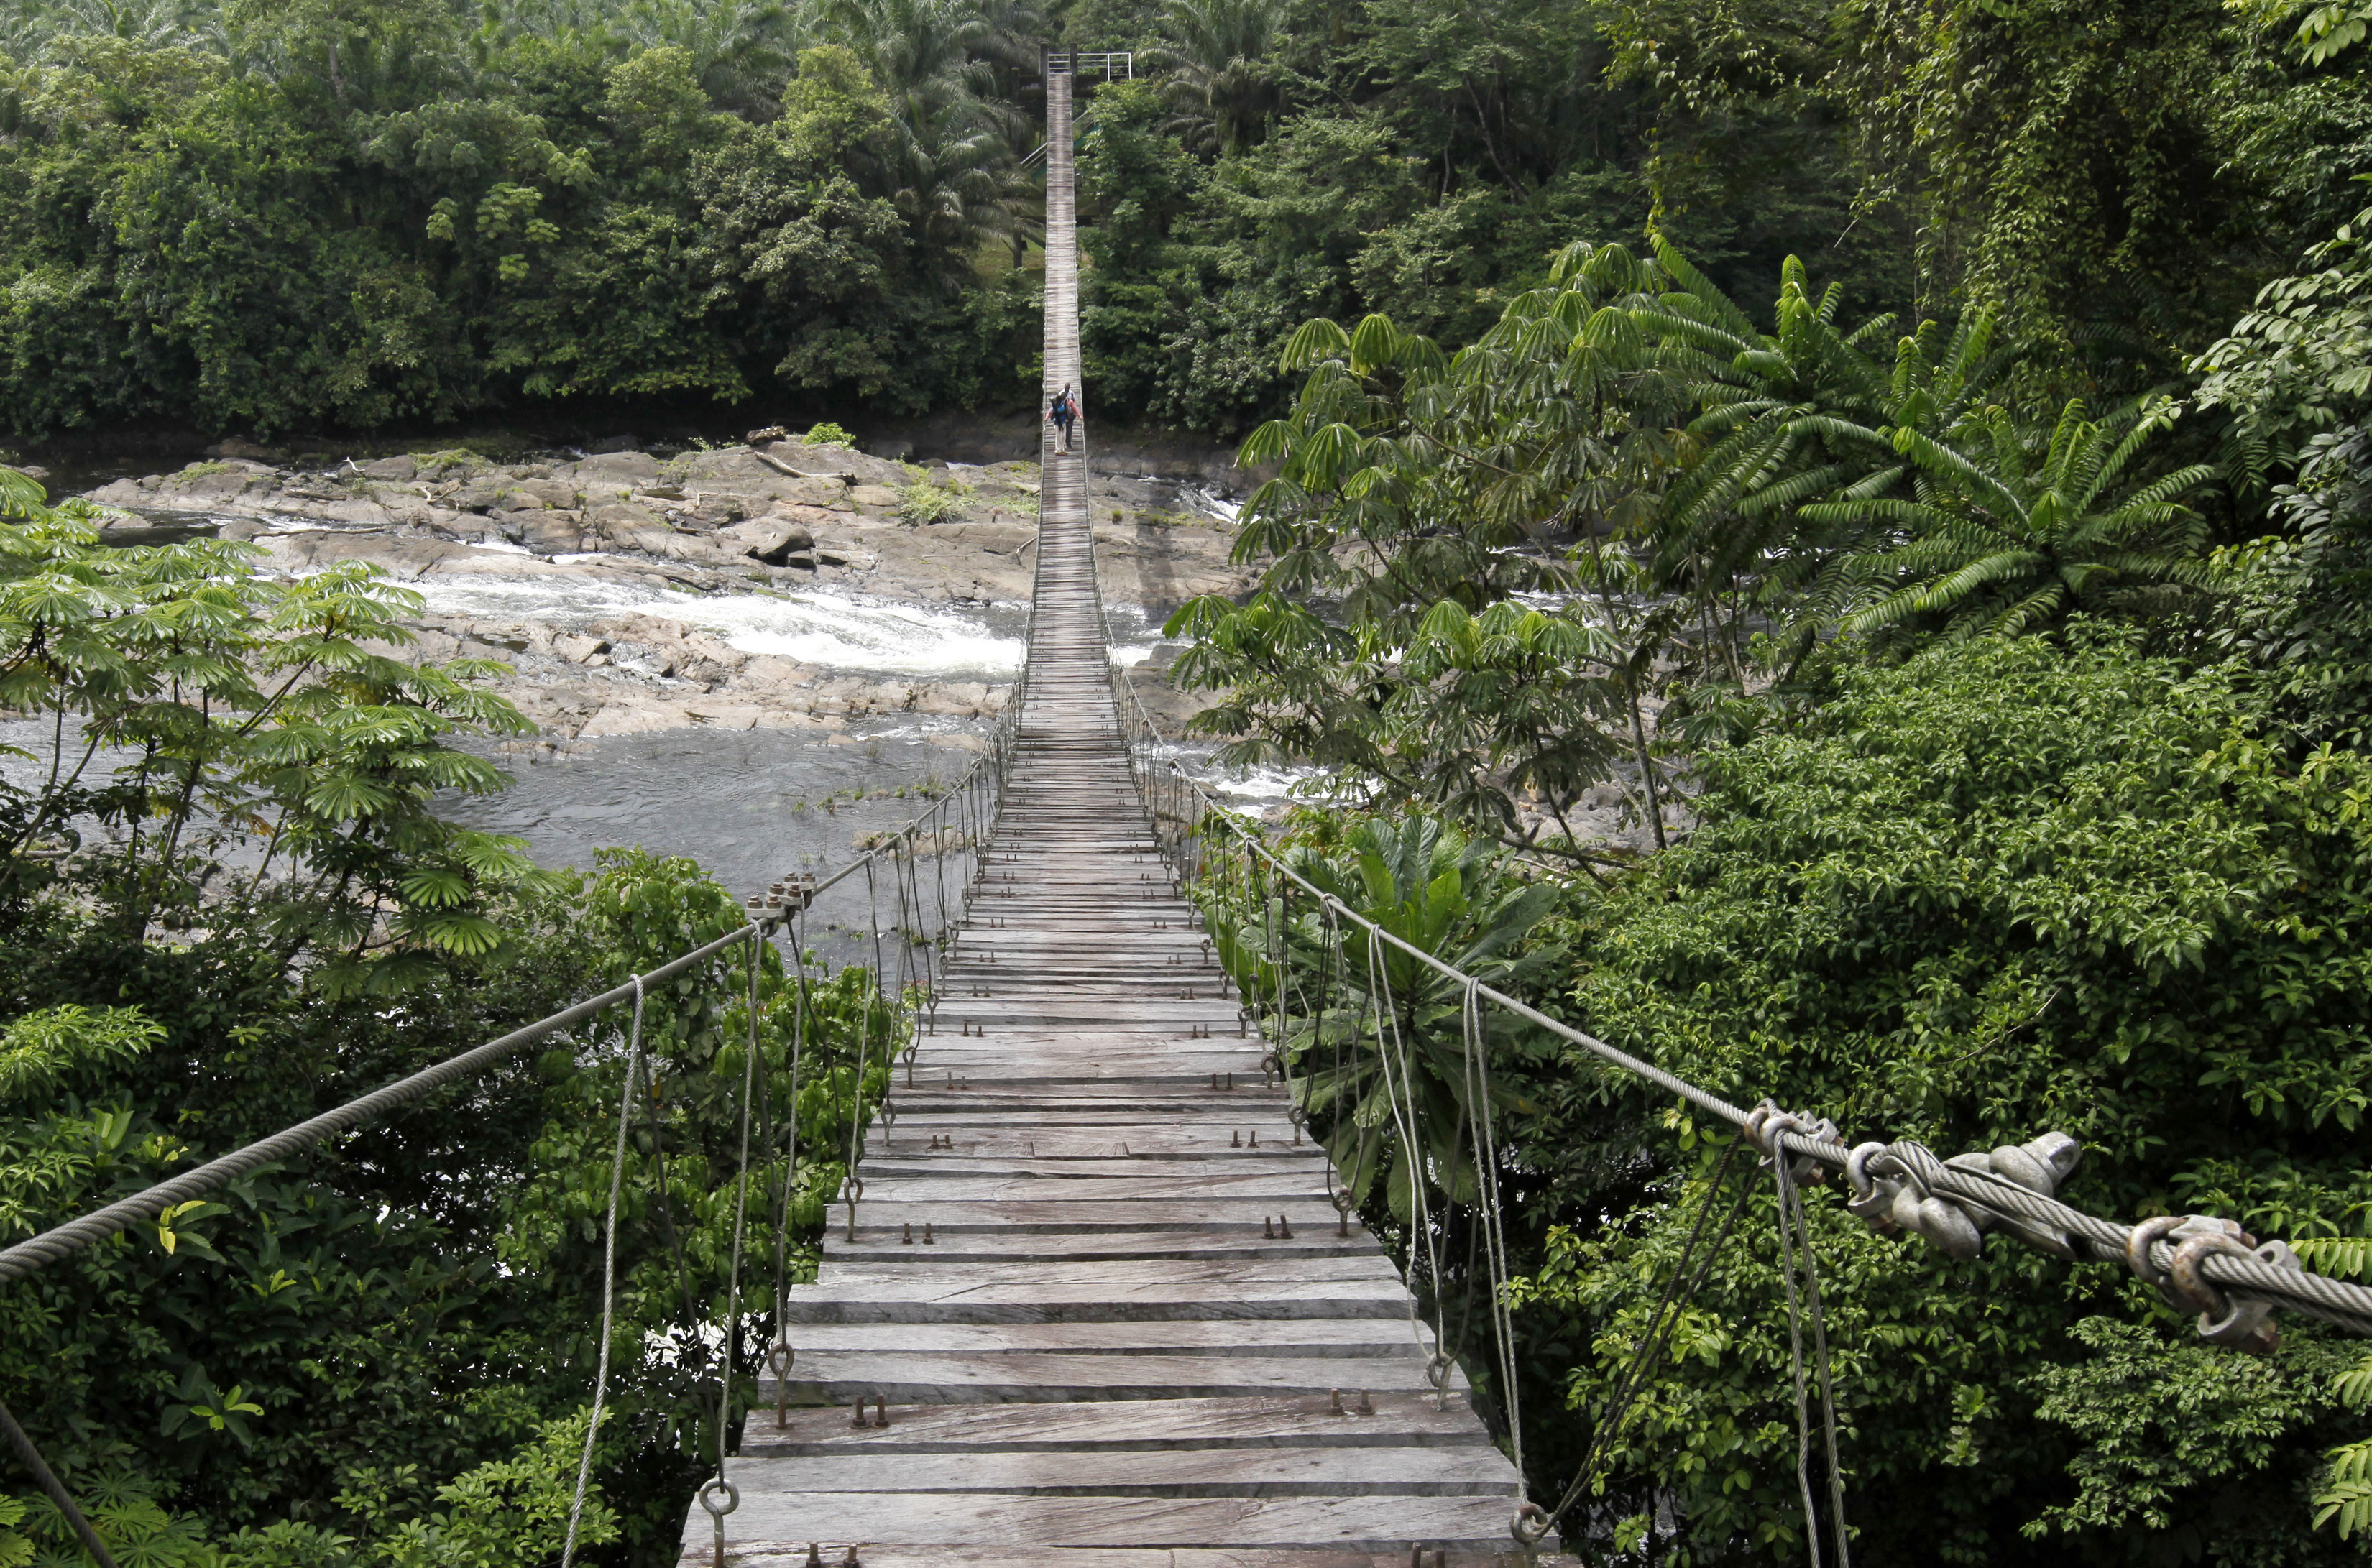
(2125, 1214), (2300, 1353)
(1847, 1135), (2082, 1261)
(1742, 1100), (1839, 1183)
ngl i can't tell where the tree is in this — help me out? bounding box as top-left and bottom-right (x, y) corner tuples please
(1814, 399), (2215, 642)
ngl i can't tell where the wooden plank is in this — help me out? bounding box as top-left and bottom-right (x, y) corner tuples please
(774, 1351), (1463, 1401)
(686, 1494), (1536, 1552)
(823, 1231), (1378, 1263)
(691, 1548), (1568, 1568)
(781, 1282), (1410, 1324)
(738, 1393), (1491, 1456)
(773, 1322), (1427, 1357)
(694, 1449), (1517, 1495)
(830, 1175), (1338, 1203)
(834, 1199), (1356, 1232)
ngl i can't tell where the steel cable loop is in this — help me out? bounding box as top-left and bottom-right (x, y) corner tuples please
(704, 938), (764, 1544)
(771, 911), (808, 1398)
(1524, 1139), (1754, 1543)
(1461, 980), (1525, 1493)
(563, 974), (646, 1568)
(1770, 1148), (1826, 1568)
(1363, 926), (1454, 1403)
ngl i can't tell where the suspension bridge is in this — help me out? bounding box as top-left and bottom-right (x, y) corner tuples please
(9, 42), (2372, 1568)
(686, 58), (1542, 1566)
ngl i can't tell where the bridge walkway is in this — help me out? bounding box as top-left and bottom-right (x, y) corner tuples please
(689, 63), (1543, 1568)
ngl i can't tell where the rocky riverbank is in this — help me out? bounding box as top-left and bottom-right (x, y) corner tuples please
(81, 435), (1252, 744)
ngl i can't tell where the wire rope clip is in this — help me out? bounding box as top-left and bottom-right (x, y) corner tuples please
(2126, 1214), (2302, 1353)
(1847, 1133), (2083, 1261)
(698, 1477), (740, 1568)
(1742, 1100), (1840, 1184)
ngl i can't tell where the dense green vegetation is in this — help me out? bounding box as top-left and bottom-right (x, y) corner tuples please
(0, 467), (898, 1563)
(1152, 6), (2372, 1559)
(9, 0), (2366, 440)
(11, 0), (2372, 1560)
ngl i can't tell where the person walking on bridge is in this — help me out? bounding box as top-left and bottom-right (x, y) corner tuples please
(1049, 383), (1078, 453)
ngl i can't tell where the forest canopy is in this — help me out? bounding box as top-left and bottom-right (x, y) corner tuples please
(5, 0), (2366, 439)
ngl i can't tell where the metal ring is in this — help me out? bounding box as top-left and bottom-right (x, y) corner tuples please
(844, 1176), (865, 1202)
(1511, 1502), (1552, 1545)
(881, 1103), (898, 1125)
(1332, 1190), (1356, 1214)
(699, 1477), (741, 1518)
(767, 1341), (794, 1376)
(1425, 1352), (1452, 1389)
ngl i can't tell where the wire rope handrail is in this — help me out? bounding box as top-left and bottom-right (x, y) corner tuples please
(1100, 655), (2372, 1541)
(0, 636), (1034, 1567)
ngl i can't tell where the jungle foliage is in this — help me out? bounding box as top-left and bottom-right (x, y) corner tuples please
(1152, 9), (2372, 1565)
(0, 471), (901, 1565)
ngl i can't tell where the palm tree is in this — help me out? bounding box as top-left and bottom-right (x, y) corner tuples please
(816, 0), (1037, 270)
(611, 0), (809, 114)
(1808, 399), (2216, 640)
(1144, 0), (1284, 154)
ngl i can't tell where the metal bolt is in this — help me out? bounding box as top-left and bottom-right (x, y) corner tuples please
(808, 1545), (824, 1568)
(1232, 1130), (1241, 1148)
(1249, 1130), (1258, 1148)
(901, 1223), (913, 1244)
(923, 1223), (934, 1245)
(1331, 1388), (1345, 1416)
(1279, 1214), (1293, 1239)
(873, 1398), (890, 1429)
(1359, 1390), (1375, 1416)
(1264, 1216), (1274, 1238)
(850, 1398), (868, 1429)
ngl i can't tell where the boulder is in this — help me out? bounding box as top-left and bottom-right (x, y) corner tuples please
(497, 488), (548, 511)
(573, 450), (660, 484)
(523, 477), (579, 508)
(588, 502), (674, 555)
(759, 440), (910, 487)
(357, 455), (418, 481)
(850, 484), (901, 511)
(718, 517), (816, 566)
(553, 633), (610, 663)
(515, 513), (584, 555)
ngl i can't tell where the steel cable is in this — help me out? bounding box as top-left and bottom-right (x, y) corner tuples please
(561, 974), (645, 1568)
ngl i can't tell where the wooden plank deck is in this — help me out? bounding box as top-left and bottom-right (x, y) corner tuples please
(681, 63), (1557, 1568)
